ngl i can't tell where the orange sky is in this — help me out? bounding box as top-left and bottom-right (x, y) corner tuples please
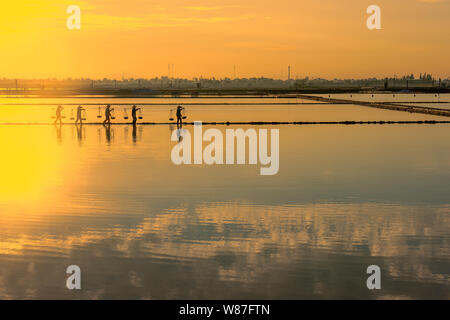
(0, 0), (449, 79)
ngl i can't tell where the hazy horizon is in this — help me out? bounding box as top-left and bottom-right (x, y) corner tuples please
(0, 74), (447, 82)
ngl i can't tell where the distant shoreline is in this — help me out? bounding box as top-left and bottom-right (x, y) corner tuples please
(1, 87), (449, 98)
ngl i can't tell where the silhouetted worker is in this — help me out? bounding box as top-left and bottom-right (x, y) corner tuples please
(131, 105), (141, 125)
(54, 105), (63, 125)
(103, 105), (114, 125)
(176, 105), (184, 126)
(75, 105), (85, 125)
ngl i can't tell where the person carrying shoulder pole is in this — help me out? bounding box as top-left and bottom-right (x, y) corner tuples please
(176, 105), (184, 126)
(75, 105), (85, 125)
(54, 105), (63, 125)
(103, 105), (114, 125)
(132, 105), (141, 125)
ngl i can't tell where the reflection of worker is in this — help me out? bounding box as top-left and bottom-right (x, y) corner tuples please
(132, 124), (137, 143)
(176, 128), (184, 142)
(75, 105), (85, 125)
(132, 105), (141, 125)
(76, 122), (83, 143)
(55, 123), (62, 144)
(103, 123), (111, 144)
(54, 105), (63, 125)
(176, 105), (184, 127)
(103, 105), (114, 125)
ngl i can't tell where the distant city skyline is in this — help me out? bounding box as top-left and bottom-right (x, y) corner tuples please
(1, 74), (447, 93)
(0, 72), (447, 82)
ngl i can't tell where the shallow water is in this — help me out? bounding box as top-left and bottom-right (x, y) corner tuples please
(0, 120), (449, 299)
(0, 96), (322, 107)
(410, 103), (450, 110)
(315, 93), (449, 104)
(0, 94), (448, 124)
(0, 103), (448, 124)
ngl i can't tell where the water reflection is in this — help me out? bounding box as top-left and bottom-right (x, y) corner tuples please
(104, 124), (112, 144)
(75, 124), (85, 145)
(55, 124), (62, 144)
(0, 124), (448, 299)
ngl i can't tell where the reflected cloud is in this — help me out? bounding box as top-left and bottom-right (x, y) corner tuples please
(0, 201), (448, 299)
